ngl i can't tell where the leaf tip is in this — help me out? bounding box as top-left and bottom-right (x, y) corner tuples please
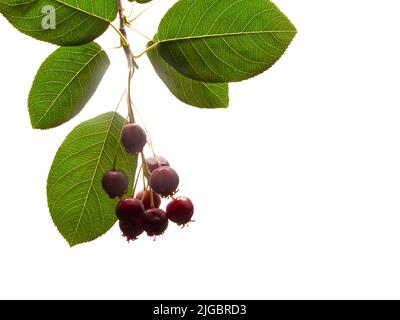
(68, 240), (78, 248)
(30, 118), (52, 130)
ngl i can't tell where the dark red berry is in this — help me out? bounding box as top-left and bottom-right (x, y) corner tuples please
(149, 166), (179, 197)
(143, 208), (169, 237)
(102, 170), (129, 199)
(119, 219), (144, 241)
(146, 155), (170, 173)
(166, 197), (194, 226)
(135, 190), (161, 210)
(121, 123), (147, 154)
(115, 198), (145, 225)
(116, 198), (145, 241)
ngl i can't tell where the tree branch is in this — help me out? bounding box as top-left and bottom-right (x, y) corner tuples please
(117, 0), (138, 69)
(117, 0), (137, 123)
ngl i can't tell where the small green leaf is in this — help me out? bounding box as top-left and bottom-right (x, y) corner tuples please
(47, 112), (137, 247)
(0, 0), (117, 46)
(157, 0), (297, 83)
(147, 40), (229, 109)
(28, 42), (109, 129)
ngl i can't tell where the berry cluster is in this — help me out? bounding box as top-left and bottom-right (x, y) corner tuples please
(102, 123), (194, 242)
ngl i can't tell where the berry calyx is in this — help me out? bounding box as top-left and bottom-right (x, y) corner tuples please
(119, 219), (144, 241)
(135, 190), (161, 210)
(121, 123), (147, 154)
(102, 170), (129, 199)
(115, 198), (145, 225)
(146, 155), (170, 173)
(149, 166), (180, 197)
(166, 197), (194, 226)
(143, 208), (169, 237)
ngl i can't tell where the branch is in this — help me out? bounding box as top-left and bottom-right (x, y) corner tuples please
(117, 0), (136, 123)
(117, 0), (138, 69)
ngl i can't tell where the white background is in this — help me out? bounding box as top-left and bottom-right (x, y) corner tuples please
(0, 0), (400, 299)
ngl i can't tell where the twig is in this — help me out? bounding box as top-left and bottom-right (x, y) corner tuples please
(117, 0), (138, 69)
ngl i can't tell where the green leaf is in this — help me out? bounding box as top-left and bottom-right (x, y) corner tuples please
(157, 0), (297, 83)
(147, 40), (229, 109)
(28, 42), (109, 129)
(47, 112), (137, 247)
(0, 0), (117, 46)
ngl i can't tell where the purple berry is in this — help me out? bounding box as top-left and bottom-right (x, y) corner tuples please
(116, 198), (145, 241)
(149, 167), (179, 197)
(146, 155), (170, 173)
(166, 197), (194, 226)
(102, 170), (129, 199)
(143, 208), (169, 237)
(135, 190), (161, 210)
(119, 219), (144, 241)
(116, 198), (145, 224)
(121, 123), (147, 154)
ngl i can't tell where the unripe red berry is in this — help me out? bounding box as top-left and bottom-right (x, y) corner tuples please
(166, 197), (194, 226)
(146, 155), (170, 173)
(121, 123), (147, 154)
(102, 170), (129, 199)
(135, 190), (161, 210)
(144, 208), (169, 237)
(149, 167), (179, 197)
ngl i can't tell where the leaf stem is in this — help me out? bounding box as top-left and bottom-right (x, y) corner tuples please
(128, 2), (135, 18)
(125, 24), (152, 42)
(132, 42), (159, 59)
(128, 0), (160, 23)
(105, 44), (123, 51)
(110, 23), (129, 47)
